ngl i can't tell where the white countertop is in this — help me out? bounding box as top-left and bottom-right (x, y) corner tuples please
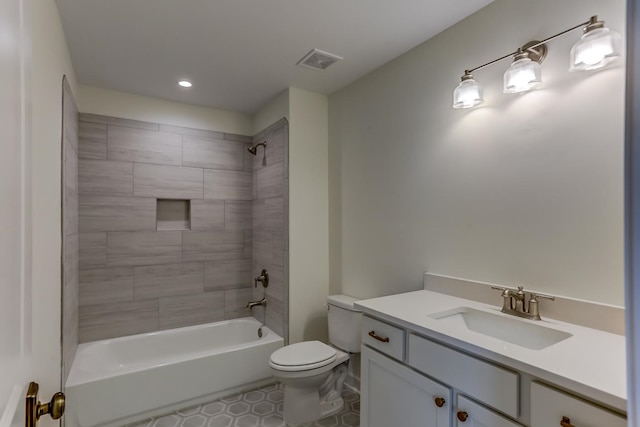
(355, 290), (627, 413)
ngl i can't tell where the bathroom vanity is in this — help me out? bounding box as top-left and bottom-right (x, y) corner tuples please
(355, 289), (626, 427)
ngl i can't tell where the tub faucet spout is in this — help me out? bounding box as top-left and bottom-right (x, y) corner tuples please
(246, 298), (267, 310)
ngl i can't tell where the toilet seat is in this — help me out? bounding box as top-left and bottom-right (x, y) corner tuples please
(270, 341), (337, 372)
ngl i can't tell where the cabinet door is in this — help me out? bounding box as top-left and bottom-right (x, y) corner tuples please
(455, 396), (523, 427)
(361, 346), (451, 427)
(530, 382), (626, 427)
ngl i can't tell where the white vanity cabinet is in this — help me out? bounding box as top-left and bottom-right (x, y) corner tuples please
(360, 314), (626, 427)
(361, 346), (451, 427)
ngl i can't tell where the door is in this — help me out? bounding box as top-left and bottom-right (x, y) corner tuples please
(0, 0), (60, 426)
(360, 346), (451, 427)
(0, 0), (32, 424)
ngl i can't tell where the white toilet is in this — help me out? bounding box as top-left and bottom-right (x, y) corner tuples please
(269, 295), (362, 426)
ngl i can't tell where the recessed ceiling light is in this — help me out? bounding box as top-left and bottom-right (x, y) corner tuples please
(178, 80), (192, 88)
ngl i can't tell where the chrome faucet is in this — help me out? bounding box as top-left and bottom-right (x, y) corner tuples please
(491, 285), (555, 321)
(246, 297), (267, 310)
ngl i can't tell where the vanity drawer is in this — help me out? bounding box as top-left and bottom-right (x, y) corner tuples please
(408, 334), (519, 418)
(456, 395), (522, 427)
(362, 316), (405, 361)
(530, 382), (626, 427)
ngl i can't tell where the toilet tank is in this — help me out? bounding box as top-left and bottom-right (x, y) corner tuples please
(327, 295), (362, 353)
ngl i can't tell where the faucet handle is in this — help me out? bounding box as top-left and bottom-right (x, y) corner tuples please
(528, 293), (555, 320)
(491, 286), (517, 297)
(491, 286), (514, 312)
(531, 293), (555, 301)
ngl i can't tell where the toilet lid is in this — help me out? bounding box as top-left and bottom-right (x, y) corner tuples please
(270, 341), (337, 370)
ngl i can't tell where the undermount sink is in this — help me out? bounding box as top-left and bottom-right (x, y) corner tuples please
(429, 307), (572, 350)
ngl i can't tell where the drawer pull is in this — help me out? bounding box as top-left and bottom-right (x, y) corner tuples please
(561, 416), (575, 427)
(434, 397), (446, 408)
(368, 331), (390, 343)
(457, 411), (468, 422)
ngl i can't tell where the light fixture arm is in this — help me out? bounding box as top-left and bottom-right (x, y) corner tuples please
(464, 16), (595, 75)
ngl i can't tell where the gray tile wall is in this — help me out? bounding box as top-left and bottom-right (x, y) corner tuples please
(62, 78), (79, 383)
(77, 114), (255, 342)
(251, 119), (289, 342)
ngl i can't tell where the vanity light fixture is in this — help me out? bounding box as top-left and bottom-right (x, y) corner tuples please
(570, 16), (622, 71)
(452, 16), (621, 109)
(503, 44), (545, 94)
(453, 71), (484, 109)
(178, 80), (193, 88)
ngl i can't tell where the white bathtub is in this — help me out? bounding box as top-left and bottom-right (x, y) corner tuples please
(65, 317), (283, 427)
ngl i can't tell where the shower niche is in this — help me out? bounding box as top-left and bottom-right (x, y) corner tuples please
(156, 199), (191, 231)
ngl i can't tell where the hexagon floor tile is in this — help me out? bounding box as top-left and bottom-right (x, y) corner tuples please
(124, 383), (360, 427)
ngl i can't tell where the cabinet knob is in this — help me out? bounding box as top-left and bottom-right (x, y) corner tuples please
(560, 416), (575, 427)
(434, 397), (445, 408)
(457, 411), (468, 422)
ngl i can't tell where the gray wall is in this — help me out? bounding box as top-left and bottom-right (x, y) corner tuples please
(77, 113), (255, 342)
(62, 77), (79, 381)
(251, 119), (289, 341)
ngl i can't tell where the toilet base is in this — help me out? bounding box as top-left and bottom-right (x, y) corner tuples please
(319, 390), (345, 418)
(281, 362), (349, 425)
(283, 390), (344, 426)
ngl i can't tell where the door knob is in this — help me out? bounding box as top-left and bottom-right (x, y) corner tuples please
(560, 416), (576, 427)
(434, 397), (446, 407)
(26, 382), (65, 427)
(457, 411), (469, 422)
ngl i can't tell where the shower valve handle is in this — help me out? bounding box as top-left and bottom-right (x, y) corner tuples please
(254, 269), (269, 288)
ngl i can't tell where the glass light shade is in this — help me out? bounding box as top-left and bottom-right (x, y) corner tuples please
(453, 77), (484, 109)
(503, 57), (542, 94)
(570, 27), (622, 71)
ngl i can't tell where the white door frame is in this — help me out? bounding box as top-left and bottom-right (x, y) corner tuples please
(626, 0), (640, 425)
(0, 0), (31, 425)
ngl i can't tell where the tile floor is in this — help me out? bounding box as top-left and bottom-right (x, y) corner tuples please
(126, 383), (360, 427)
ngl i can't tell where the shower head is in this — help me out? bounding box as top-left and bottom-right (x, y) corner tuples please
(247, 141), (267, 155)
(247, 141), (268, 166)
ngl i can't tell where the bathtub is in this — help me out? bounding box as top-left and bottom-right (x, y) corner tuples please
(65, 317), (283, 427)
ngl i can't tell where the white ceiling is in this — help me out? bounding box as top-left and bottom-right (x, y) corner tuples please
(55, 0), (494, 114)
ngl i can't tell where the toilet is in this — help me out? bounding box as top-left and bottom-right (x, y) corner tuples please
(269, 295), (362, 426)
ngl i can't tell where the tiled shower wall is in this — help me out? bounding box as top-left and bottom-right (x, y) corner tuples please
(251, 119), (289, 341)
(62, 78), (79, 381)
(77, 113), (256, 342)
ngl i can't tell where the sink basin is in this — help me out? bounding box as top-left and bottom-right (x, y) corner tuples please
(429, 307), (572, 350)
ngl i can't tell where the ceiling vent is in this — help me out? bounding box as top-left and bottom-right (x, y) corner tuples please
(296, 49), (342, 71)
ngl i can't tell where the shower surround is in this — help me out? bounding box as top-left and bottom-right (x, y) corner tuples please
(251, 119), (289, 341)
(77, 113), (258, 342)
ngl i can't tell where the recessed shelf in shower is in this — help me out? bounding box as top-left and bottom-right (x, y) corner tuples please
(156, 199), (191, 231)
